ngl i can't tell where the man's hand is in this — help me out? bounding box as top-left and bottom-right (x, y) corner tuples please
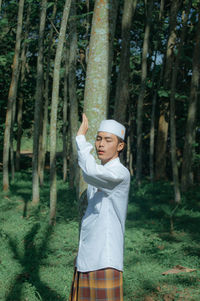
(77, 113), (88, 136)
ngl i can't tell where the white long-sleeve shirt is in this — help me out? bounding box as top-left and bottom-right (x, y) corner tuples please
(75, 135), (130, 272)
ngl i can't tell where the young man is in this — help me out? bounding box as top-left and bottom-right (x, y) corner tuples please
(69, 114), (130, 301)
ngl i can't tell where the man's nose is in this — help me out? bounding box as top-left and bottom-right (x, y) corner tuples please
(99, 139), (104, 147)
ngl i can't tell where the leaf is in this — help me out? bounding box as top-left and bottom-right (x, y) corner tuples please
(162, 265), (196, 275)
(158, 89), (169, 98)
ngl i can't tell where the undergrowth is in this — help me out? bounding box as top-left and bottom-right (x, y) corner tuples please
(0, 173), (200, 300)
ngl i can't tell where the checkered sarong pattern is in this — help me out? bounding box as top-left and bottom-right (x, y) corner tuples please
(69, 268), (123, 301)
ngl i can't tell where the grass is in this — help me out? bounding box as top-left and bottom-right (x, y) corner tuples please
(0, 173), (200, 300)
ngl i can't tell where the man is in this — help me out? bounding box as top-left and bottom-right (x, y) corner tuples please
(69, 114), (130, 301)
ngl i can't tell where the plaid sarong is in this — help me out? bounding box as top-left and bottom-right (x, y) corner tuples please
(69, 268), (123, 301)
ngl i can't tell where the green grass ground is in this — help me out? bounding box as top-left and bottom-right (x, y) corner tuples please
(0, 172), (200, 300)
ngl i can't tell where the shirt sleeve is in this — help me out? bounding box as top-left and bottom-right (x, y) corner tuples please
(76, 135), (125, 191)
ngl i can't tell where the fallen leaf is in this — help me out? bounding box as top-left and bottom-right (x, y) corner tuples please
(162, 265), (196, 275)
(157, 245), (165, 250)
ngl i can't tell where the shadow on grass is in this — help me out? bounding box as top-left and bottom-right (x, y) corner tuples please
(5, 223), (66, 301)
(127, 181), (200, 242)
(7, 171), (78, 222)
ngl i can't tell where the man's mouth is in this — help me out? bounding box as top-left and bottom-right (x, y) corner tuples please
(98, 150), (105, 155)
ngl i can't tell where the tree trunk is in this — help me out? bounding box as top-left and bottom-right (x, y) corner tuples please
(3, 0), (25, 191)
(63, 46), (69, 182)
(155, 0), (180, 180)
(32, 0), (47, 204)
(39, 1), (58, 186)
(69, 2), (79, 190)
(181, 11), (200, 190)
(10, 95), (16, 181)
(114, 0), (137, 124)
(107, 0), (119, 97)
(78, 0), (112, 197)
(49, 0), (71, 225)
(149, 0), (167, 181)
(170, 6), (190, 202)
(136, 0), (153, 184)
(16, 3), (31, 171)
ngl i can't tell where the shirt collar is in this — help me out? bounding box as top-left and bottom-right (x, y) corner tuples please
(103, 157), (120, 167)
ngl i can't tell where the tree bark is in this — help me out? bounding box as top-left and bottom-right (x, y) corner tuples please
(63, 46), (69, 182)
(181, 10), (200, 190)
(136, 0), (153, 184)
(79, 0), (112, 197)
(32, 0), (47, 204)
(69, 2), (79, 190)
(49, 0), (71, 225)
(16, 3), (31, 171)
(3, 0), (25, 191)
(114, 0), (137, 124)
(155, 0), (180, 180)
(170, 6), (190, 202)
(39, 1), (58, 186)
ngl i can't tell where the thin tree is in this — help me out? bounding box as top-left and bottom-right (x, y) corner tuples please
(69, 2), (79, 190)
(169, 5), (190, 203)
(49, 0), (72, 225)
(114, 0), (137, 124)
(63, 45), (69, 183)
(149, 1), (165, 181)
(39, 1), (58, 186)
(16, 3), (31, 171)
(32, 0), (47, 204)
(181, 10), (200, 190)
(136, 0), (153, 184)
(155, 0), (181, 180)
(3, 0), (25, 191)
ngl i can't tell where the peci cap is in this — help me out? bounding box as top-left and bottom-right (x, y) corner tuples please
(98, 119), (126, 140)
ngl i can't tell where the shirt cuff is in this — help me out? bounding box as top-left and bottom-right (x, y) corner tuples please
(76, 135), (86, 150)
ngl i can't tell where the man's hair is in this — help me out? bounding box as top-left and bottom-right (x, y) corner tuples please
(117, 136), (125, 155)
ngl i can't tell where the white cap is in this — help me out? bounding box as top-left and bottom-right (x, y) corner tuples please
(98, 119), (126, 140)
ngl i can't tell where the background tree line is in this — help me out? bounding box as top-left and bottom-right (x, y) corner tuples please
(0, 0), (200, 224)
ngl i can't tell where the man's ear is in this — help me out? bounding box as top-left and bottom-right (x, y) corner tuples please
(117, 142), (124, 152)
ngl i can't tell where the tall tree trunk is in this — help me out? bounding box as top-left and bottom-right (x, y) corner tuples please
(155, 0), (180, 180)
(10, 95), (16, 181)
(3, 0), (24, 191)
(107, 0), (119, 97)
(69, 2), (79, 190)
(170, 6), (190, 202)
(136, 0), (153, 184)
(181, 11), (200, 190)
(39, 1), (58, 186)
(63, 46), (69, 182)
(79, 0), (112, 197)
(114, 0), (137, 123)
(49, 0), (71, 225)
(0, 0), (2, 13)
(85, 0), (90, 39)
(16, 3), (31, 171)
(32, 0), (47, 204)
(149, 0), (166, 181)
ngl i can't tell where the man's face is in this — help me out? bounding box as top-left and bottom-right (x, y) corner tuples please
(95, 131), (124, 165)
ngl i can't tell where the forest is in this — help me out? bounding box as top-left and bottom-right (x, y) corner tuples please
(0, 0), (200, 300)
